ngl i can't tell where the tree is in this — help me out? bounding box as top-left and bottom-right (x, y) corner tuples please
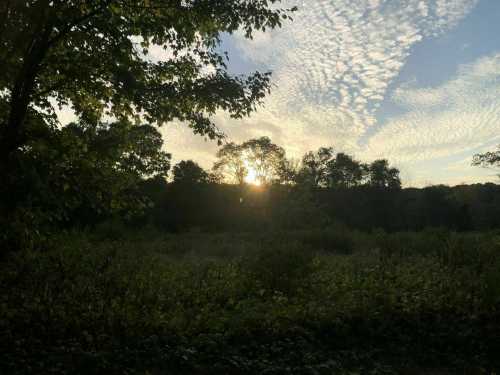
(0, 1), (296, 157)
(241, 136), (286, 185)
(367, 159), (401, 189)
(277, 158), (300, 185)
(4, 118), (171, 241)
(327, 152), (364, 188)
(473, 146), (500, 174)
(212, 137), (288, 185)
(172, 160), (208, 185)
(213, 142), (247, 184)
(297, 147), (334, 187)
(0, 0), (296, 214)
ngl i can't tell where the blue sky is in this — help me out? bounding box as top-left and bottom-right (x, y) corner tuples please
(153, 1), (499, 186)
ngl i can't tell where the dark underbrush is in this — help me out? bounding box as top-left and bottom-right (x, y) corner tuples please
(1, 228), (500, 374)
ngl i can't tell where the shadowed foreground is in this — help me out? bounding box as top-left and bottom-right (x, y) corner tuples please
(1, 229), (499, 374)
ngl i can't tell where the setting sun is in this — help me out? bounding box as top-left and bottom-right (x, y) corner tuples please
(244, 164), (261, 186)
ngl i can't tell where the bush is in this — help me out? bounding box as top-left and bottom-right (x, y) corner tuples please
(245, 241), (315, 294)
(293, 225), (356, 254)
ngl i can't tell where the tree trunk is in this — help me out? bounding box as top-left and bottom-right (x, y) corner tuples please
(0, 30), (52, 228)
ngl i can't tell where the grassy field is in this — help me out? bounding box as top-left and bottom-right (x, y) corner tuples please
(2, 228), (500, 374)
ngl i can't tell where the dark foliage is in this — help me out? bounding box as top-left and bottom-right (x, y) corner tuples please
(0, 0), (295, 250)
(172, 160), (209, 185)
(3, 2), (500, 374)
(2, 230), (500, 373)
(139, 182), (499, 233)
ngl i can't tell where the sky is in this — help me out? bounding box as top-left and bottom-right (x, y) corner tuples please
(159, 0), (500, 187)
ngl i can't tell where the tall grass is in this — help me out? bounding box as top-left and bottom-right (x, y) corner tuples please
(1, 229), (500, 373)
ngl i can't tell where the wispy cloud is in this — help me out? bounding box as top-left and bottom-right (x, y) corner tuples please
(158, 0), (498, 187)
(52, 0), (496, 185)
(231, 0), (478, 143)
(364, 52), (500, 163)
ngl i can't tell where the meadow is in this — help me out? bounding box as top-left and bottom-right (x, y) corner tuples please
(4, 2), (500, 374)
(2, 227), (500, 374)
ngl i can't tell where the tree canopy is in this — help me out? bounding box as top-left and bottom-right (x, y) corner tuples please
(473, 146), (500, 174)
(367, 159), (401, 189)
(173, 160), (209, 185)
(0, 1), (296, 161)
(294, 149), (401, 190)
(213, 136), (287, 185)
(211, 138), (402, 190)
(2, 118), (170, 250)
(297, 147), (334, 187)
(241, 136), (286, 185)
(213, 142), (248, 184)
(0, 0), (296, 244)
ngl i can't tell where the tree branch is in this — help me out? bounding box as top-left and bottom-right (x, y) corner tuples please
(33, 77), (70, 99)
(47, 0), (115, 48)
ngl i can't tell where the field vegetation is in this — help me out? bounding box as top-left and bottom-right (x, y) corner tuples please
(2, 1), (500, 374)
(2, 227), (500, 374)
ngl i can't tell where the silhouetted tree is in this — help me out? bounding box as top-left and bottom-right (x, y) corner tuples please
(173, 160), (209, 185)
(213, 142), (247, 184)
(328, 153), (365, 188)
(297, 147), (335, 187)
(421, 186), (462, 229)
(367, 159), (401, 189)
(213, 137), (289, 185)
(241, 136), (287, 185)
(277, 158), (300, 185)
(473, 146), (500, 176)
(6, 119), (170, 234)
(0, 0), (296, 243)
(0, 1), (295, 165)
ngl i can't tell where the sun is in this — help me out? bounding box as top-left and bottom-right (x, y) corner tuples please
(244, 166), (261, 186)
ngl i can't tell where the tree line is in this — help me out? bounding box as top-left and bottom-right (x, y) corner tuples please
(143, 177), (500, 234)
(3, 111), (500, 246)
(175, 136), (401, 189)
(144, 140), (500, 233)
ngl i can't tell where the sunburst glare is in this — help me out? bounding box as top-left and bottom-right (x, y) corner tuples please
(243, 162), (261, 186)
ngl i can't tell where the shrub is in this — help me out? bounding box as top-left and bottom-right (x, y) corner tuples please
(245, 241), (315, 294)
(294, 225), (356, 254)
